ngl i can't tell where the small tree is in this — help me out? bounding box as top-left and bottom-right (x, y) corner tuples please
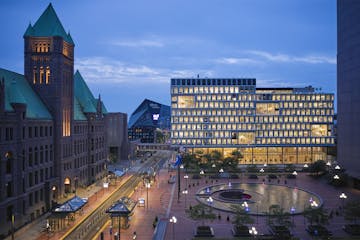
(186, 203), (216, 225)
(308, 160), (327, 176)
(303, 206), (329, 225)
(267, 205), (292, 228)
(231, 205), (254, 226)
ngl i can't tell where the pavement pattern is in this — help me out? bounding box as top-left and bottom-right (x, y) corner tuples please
(6, 160), (360, 240)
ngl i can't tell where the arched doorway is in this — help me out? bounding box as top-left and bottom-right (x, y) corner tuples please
(64, 177), (71, 194)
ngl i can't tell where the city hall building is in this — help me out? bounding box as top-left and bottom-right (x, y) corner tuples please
(170, 78), (335, 165)
(0, 4), (128, 236)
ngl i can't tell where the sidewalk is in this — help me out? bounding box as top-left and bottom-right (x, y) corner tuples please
(6, 172), (131, 240)
(92, 167), (175, 240)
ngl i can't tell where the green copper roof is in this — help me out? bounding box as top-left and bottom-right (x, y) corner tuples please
(24, 3), (74, 45)
(9, 80), (26, 104)
(74, 70), (107, 118)
(0, 68), (52, 119)
(74, 97), (87, 120)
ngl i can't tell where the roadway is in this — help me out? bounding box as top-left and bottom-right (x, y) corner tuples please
(61, 150), (170, 240)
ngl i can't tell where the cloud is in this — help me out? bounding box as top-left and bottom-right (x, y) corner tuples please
(75, 57), (214, 85)
(216, 57), (260, 65)
(247, 50), (336, 64)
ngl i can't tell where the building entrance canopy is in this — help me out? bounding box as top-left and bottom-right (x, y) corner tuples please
(52, 196), (88, 213)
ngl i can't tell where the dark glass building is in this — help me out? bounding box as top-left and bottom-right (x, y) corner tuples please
(337, 0), (360, 186)
(128, 99), (170, 143)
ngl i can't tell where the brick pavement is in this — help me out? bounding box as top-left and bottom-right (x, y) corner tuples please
(89, 169), (360, 240)
(8, 163), (360, 240)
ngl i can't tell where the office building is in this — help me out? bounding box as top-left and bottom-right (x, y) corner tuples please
(128, 99), (170, 143)
(171, 78), (335, 164)
(337, 0), (360, 187)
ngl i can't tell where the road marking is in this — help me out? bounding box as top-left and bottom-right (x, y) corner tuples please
(166, 179), (176, 217)
(91, 219), (110, 240)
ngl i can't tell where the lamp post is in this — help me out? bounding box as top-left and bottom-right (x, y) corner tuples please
(335, 165), (341, 170)
(249, 226), (258, 239)
(207, 196), (214, 212)
(339, 192), (347, 209)
(333, 174), (340, 180)
(169, 216), (177, 240)
(182, 189), (188, 209)
(184, 175), (189, 188)
(219, 168), (224, 173)
(292, 171), (298, 186)
(259, 168), (264, 173)
(146, 182), (151, 210)
(290, 206), (295, 225)
(242, 201), (249, 213)
(11, 212), (15, 240)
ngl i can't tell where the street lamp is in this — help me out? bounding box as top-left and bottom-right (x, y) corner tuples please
(335, 165), (341, 170)
(145, 182), (151, 210)
(340, 192), (347, 209)
(184, 175), (189, 187)
(310, 200), (318, 208)
(242, 201), (249, 212)
(292, 171), (298, 186)
(182, 189), (188, 209)
(259, 168), (264, 173)
(326, 161), (331, 167)
(333, 174), (340, 180)
(200, 170), (205, 175)
(219, 168), (224, 173)
(169, 216), (177, 240)
(207, 196), (213, 206)
(290, 206), (295, 225)
(249, 226), (258, 239)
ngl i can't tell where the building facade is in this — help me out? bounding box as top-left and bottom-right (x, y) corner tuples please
(337, 0), (360, 185)
(0, 4), (124, 236)
(171, 78), (335, 165)
(128, 99), (170, 143)
(106, 112), (129, 161)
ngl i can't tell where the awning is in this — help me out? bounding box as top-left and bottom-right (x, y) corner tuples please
(53, 196), (88, 213)
(110, 170), (125, 177)
(106, 197), (137, 216)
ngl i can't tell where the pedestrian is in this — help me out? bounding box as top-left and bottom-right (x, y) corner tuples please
(226, 215), (230, 221)
(109, 225), (112, 235)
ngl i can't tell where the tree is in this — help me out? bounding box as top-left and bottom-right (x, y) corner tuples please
(344, 200), (360, 224)
(186, 203), (216, 225)
(308, 160), (327, 176)
(222, 157), (238, 172)
(231, 205), (254, 226)
(267, 205), (292, 228)
(303, 206), (329, 225)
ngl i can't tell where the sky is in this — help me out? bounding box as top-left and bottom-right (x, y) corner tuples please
(0, 0), (337, 117)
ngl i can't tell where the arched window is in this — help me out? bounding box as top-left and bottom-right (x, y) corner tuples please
(33, 67), (37, 84)
(46, 67), (50, 84)
(39, 67), (44, 84)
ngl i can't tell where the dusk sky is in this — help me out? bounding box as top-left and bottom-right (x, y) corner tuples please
(0, 0), (337, 117)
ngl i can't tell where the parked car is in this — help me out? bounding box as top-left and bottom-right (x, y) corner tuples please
(168, 176), (176, 184)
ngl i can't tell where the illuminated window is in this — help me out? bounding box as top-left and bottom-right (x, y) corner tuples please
(46, 67), (50, 84)
(39, 67), (44, 84)
(33, 67), (37, 84)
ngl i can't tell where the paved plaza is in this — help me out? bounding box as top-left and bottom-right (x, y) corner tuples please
(7, 160), (360, 240)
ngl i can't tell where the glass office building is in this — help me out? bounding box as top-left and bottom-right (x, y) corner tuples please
(170, 78), (335, 165)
